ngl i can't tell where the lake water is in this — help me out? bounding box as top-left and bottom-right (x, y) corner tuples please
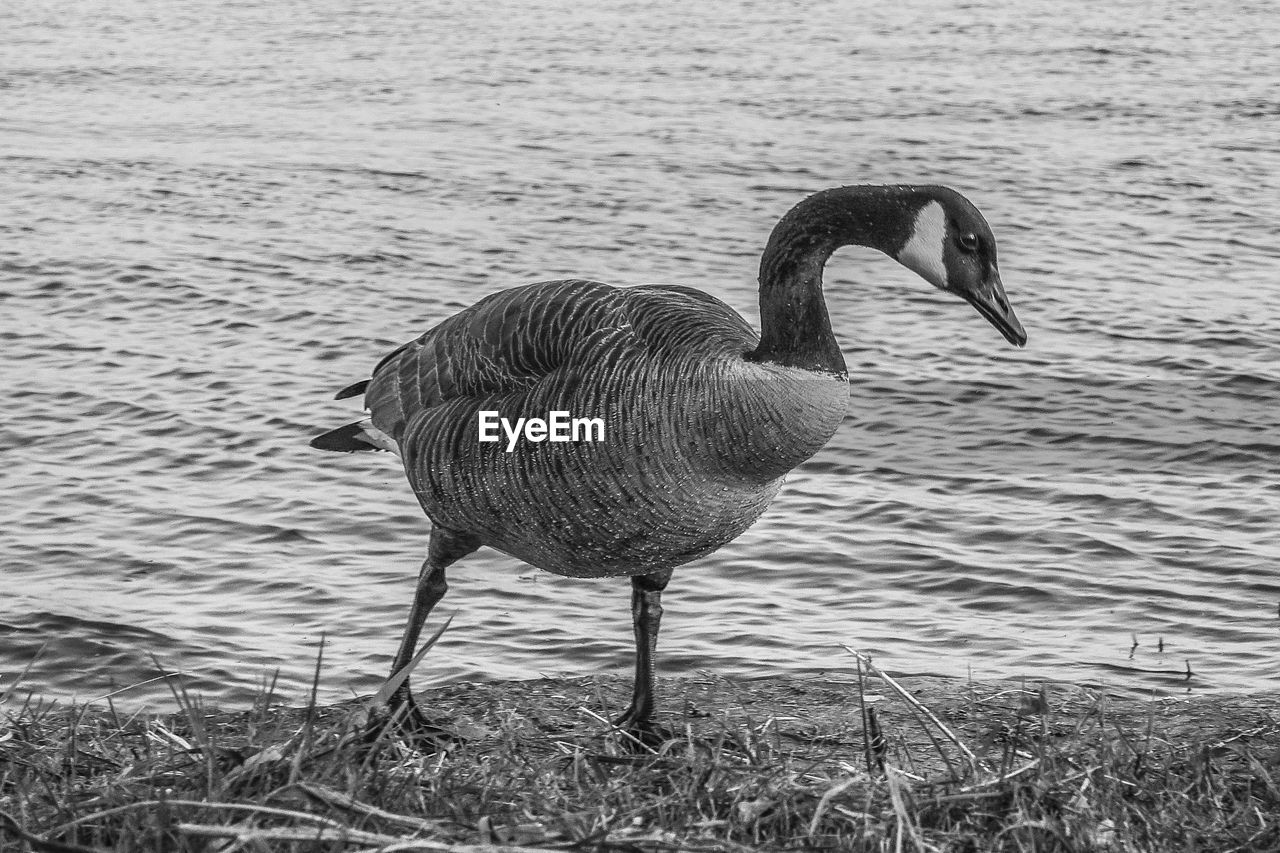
(2, 0), (1278, 710)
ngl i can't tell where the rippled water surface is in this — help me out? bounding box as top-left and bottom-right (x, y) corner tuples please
(3, 0), (1278, 709)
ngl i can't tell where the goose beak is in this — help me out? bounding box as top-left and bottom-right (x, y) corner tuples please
(962, 272), (1026, 347)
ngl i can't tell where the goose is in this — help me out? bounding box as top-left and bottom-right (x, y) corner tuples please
(310, 184), (1026, 738)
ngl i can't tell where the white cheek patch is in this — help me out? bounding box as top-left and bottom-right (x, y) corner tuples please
(896, 201), (948, 290)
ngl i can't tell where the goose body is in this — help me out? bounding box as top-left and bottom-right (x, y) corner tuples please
(336, 280), (848, 577)
(311, 184), (1026, 734)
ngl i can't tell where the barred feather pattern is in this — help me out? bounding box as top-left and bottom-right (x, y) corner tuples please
(361, 279), (848, 578)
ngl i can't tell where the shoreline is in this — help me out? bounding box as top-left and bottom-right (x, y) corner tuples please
(3, 673), (1278, 850)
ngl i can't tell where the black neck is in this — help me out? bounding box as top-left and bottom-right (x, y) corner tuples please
(747, 186), (922, 373)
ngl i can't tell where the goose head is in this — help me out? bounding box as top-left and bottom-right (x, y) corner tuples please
(894, 187), (1027, 347)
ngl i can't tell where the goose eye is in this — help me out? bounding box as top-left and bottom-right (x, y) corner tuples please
(957, 233), (979, 254)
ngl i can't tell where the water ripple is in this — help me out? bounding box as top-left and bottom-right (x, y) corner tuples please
(1, 0), (1278, 710)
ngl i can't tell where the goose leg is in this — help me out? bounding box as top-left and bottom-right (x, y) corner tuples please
(613, 568), (673, 736)
(386, 527), (479, 728)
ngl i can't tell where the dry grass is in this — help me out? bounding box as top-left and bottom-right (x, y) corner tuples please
(2, 660), (1279, 852)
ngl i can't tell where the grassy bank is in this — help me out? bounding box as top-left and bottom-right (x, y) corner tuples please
(2, 668), (1278, 852)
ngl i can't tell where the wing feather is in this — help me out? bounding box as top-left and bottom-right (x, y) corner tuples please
(332, 279), (757, 455)
(362, 280), (622, 443)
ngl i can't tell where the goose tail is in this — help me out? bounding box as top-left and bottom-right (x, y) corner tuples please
(309, 419), (400, 456)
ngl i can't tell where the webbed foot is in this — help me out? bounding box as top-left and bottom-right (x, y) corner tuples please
(610, 709), (675, 751)
(363, 692), (461, 752)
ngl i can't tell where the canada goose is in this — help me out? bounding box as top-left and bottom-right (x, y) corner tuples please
(311, 184), (1026, 737)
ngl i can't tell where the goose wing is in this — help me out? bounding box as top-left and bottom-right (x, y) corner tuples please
(313, 279), (756, 454)
(366, 279), (630, 445)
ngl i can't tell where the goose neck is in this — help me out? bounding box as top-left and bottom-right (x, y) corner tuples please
(749, 186), (917, 374)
